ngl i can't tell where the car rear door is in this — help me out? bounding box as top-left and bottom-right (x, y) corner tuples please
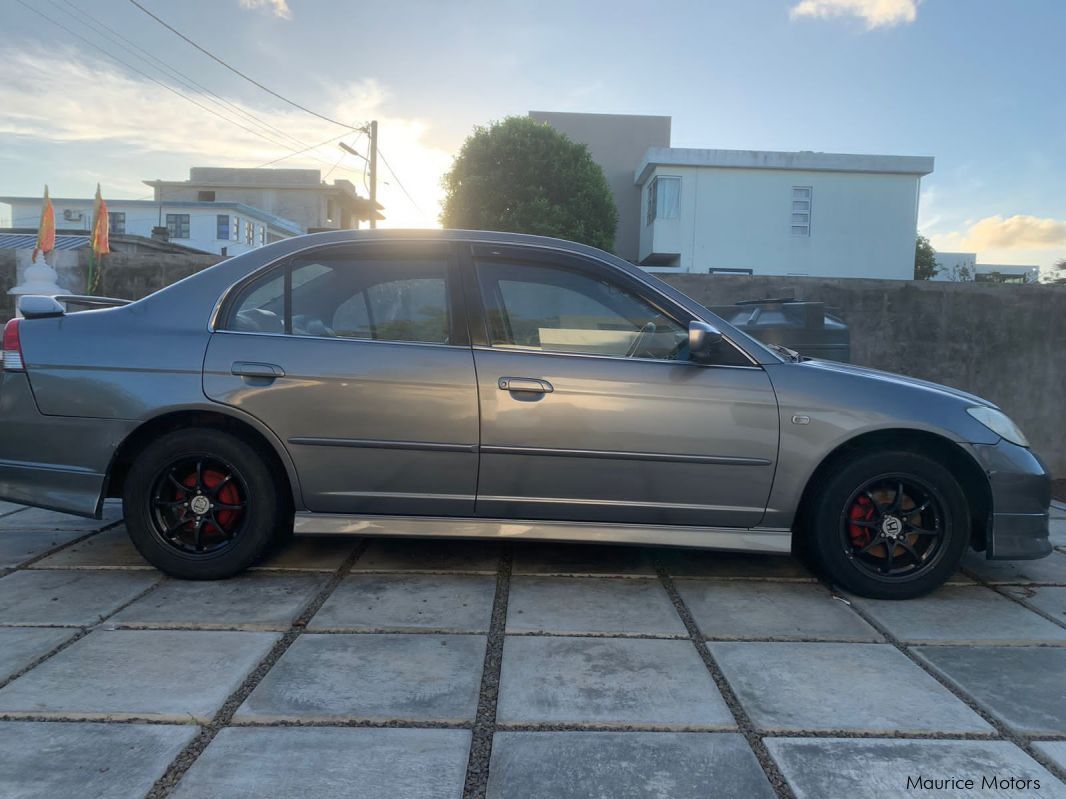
(203, 240), (479, 515)
(466, 243), (779, 528)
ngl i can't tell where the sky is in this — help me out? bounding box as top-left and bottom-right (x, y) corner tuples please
(1, 0), (1064, 274)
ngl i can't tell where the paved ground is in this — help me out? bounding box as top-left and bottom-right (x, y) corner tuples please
(0, 500), (1065, 798)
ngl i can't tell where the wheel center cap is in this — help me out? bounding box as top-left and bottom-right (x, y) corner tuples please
(190, 495), (211, 516)
(882, 515), (903, 539)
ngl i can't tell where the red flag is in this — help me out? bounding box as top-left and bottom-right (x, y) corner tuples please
(32, 185), (55, 263)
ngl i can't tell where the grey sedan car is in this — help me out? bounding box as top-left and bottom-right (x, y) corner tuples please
(0, 230), (1051, 597)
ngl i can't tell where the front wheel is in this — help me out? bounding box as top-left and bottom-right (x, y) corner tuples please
(806, 450), (970, 599)
(123, 428), (287, 579)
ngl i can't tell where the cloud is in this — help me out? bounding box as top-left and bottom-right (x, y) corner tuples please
(790, 0), (918, 28)
(238, 0), (291, 19)
(956, 215), (1066, 251)
(0, 46), (451, 227)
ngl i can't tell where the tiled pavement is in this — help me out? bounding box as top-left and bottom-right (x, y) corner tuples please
(0, 503), (1063, 798)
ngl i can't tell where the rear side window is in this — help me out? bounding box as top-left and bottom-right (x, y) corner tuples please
(224, 247), (454, 345)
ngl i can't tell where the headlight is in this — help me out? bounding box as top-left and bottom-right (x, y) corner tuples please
(967, 406), (1029, 447)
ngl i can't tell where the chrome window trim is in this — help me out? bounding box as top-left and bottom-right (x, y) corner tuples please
(206, 235), (765, 367)
(472, 344), (761, 370)
(209, 328), (470, 351)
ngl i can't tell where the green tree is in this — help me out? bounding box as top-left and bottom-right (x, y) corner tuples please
(1042, 257), (1066, 285)
(440, 116), (618, 251)
(914, 233), (939, 280)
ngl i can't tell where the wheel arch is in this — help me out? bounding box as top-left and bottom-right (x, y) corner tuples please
(794, 428), (992, 552)
(102, 406), (303, 512)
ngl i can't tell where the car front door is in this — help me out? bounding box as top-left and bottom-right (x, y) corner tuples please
(467, 244), (779, 528)
(203, 241), (479, 515)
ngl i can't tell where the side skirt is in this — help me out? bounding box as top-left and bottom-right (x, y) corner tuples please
(292, 512), (792, 554)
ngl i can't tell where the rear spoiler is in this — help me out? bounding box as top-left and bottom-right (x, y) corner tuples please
(18, 294), (132, 319)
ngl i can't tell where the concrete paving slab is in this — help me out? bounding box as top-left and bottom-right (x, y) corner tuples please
(1050, 518), (1066, 547)
(30, 527), (153, 570)
(710, 642), (991, 734)
(678, 580), (881, 641)
(352, 539), (500, 574)
(497, 636), (733, 729)
(1002, 585), (1066, 623)
(110, 573), (328, 630)
(235, 633), (485, 723)
(252, 536), (357, 571)
(1033, 741), (1066, 774)
(511, 543), (655, 577)
(172, 727), (471, 799)
(915, 645), (1066, 735)
(0, 501), (26, 518)
(487, 731), (774, 799)
(0, 721), (198, 799)
(0, 629), (279, 721)
(963, 550), (1066, 585)
(506, 576), (686, 636)
(765, 738), (1066, 799)
(659, 550), (814, 581)
(0, 627), (77, 682)
(5, 505), (122, 531)
(308, 573), (496, 632)
(0, 529), (88, 569)
(849, 585), (1066, 644)
(0, 569), (159, 626)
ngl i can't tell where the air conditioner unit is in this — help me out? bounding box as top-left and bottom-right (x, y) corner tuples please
(62, 209), (84, 222)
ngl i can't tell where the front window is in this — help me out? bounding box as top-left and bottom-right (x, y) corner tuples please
(476, 259), (687, 360)
(216, 214), (230, 241)
(646, 176), (681, 225)
(109, 212), (125, 235)
(165, 213), (190, 239)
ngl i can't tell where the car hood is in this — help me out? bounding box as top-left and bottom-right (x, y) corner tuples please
(798, 358), (996, 409)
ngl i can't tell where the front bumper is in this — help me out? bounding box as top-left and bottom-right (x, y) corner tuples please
(970, 439), (1052, 560)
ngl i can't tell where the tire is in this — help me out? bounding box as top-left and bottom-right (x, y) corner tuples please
(805, 449), (970, 599)
(123, 428), (288, 579)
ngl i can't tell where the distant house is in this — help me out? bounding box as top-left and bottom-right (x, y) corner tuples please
(533, 111), (934, 280)
(932, 251), (1038, 284)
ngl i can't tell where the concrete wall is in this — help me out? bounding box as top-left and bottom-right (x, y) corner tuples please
(643, 166), (922, 279)
(664, 273), (1066, 475)
(530, 111), (671, 262)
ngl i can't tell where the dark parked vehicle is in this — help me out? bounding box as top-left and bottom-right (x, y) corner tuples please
(0, 231), (1051, 598)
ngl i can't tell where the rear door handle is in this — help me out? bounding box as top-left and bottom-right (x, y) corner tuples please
(232, 361), (285, 379)
(498, 376), (553, 394)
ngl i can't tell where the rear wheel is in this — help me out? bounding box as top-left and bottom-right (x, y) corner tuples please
(123, 429), (286, 579)
(806, 450), (970, 599)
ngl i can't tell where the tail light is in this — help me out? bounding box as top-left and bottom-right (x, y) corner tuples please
(2, 319), (23, 372)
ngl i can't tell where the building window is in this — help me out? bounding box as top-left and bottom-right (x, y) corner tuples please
(258, 225), (266, 245)
(198, 190), (216, 201)
(245, 220), (254, 245)
(791, 186), (812, 236)
(231, 216), (240, 241)
(166, 213), (190, 239)
(216, 214), (230, 240)
(108, 212), (126, 235)
(646, 176), (681, 225)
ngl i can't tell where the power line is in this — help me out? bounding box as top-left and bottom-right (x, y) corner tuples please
(15, 0), (340, 160)
(126, 0), (365, 133)
(323, 131), (364, 180)
(255, 131), (365, 168)
(376, 145), (424, 216)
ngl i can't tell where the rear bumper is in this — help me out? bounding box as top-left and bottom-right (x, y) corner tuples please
(970, 440), (1052, 560)
(0, 372), (135, 517)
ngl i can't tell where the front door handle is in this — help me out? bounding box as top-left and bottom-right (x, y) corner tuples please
(232, 361), (285, 379)
(498, 376), (553, 394)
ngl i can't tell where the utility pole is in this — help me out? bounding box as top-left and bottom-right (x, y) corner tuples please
(339, 119), (378, 229)
(368, 120), (378, 230)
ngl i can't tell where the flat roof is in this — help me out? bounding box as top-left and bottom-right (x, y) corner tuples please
(635, 147), (934, 183)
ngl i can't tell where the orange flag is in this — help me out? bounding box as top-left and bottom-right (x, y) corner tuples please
(90, 184), (110, 258)
(32, 185), (55, 263)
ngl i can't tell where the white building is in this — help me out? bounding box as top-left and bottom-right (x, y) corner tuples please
(534, 112), (934, 280)
(636, 149), (933, 279)
(0, 196), (302, 256)
(932, 251), (1038, 284)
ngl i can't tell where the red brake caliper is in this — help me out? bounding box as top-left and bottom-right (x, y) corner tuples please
(848, 495), (875, 547)
(176, 469), (242, 537)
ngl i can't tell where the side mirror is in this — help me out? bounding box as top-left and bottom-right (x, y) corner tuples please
(688, 321), (723, 359)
